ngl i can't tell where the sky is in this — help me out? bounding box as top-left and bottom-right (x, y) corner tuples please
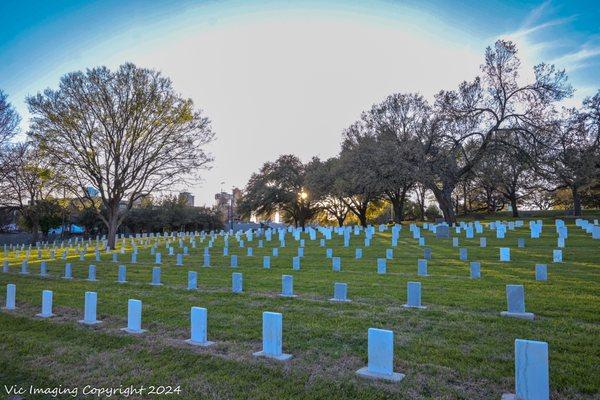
(1, 0), (599, 206)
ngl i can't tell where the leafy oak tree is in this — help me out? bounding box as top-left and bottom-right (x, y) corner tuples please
(304, 157), (350, 226)
(337, 125), (381, 227)
(238, 155), (317, 228)
(364, 93), (426, 222)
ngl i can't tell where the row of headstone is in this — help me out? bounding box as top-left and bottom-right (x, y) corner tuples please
(1, 217), (585, 264)
(2, 285), (549, 397)
(5, 279), (536, 316)
(2, 258), (552, 283)
(0, 277), (344, 307)
(2, 216), (587, 251)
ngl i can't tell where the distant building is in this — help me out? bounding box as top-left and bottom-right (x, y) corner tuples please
(132, 194), (153, 208)
(179, 191), (195, 207)
(214, 188), (242, 227)
(86, 186), (99, 197)
(119, 194), (153, 210)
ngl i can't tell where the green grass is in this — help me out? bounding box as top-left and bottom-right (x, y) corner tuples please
(1, 221), (599, 399)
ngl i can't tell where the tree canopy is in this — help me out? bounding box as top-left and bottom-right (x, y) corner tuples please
(237, 155), (318, 228)
(0, 90), (20, 145)
(26, 63), (215, 247)
(239, 40), (598, 225)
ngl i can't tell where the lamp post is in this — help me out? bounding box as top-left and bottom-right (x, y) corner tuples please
(61, 186), (67, 240)
(298, 189), (308, 230)
(299, 190), (308, 201)
(229, 186), (234, 231)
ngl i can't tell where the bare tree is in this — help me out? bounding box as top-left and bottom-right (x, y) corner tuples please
(413, 182), (429, 221)
(0, 90), (20, 145)
(472, 133), (536, 217)
(27, 63), (215, 248)
(539, 93), (600, 216)
(525, 181), (558, 211)
(419, 40), (571, 223)
(471, 172), (506, 213)
(0, 142), (64, 241)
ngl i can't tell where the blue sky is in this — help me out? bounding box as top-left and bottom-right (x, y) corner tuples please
(1, 0), (599, 205)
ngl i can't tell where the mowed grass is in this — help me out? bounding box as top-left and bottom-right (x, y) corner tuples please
(0, 221), (599, 399)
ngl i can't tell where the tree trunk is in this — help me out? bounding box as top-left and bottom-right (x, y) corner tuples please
(31, 220), (40, 244)
(390, 198), (403, 223)
(352, 204), (368, 227)
(462, 183), (469, 215)
(299, 216), (306, 229)
(388, 187), (410, 223)
(417, 187), (426, 221)
(510, 196), (519, 218)
(572, 187), (582, 216)
(106, 206), (120, 250)
(486, 191), (494, 213)
(432, 186), (456, 224)
(453, 195), (459, 216)
(336, 215), (345, 227)
(345, 198), (369, 227)
(358, 212), (367, 227)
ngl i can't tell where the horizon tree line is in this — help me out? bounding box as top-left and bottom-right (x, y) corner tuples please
(238, 40), (600, 227)
(0, 40), (598, 244)
(0, 63), (215, 248)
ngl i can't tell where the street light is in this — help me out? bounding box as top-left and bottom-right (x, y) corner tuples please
(229, 186), (235, 231)
(298, 189), (308, 231)
(298, 189), (308, 201)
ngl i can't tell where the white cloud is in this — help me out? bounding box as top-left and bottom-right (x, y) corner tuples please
(495, 2), (598, 104)
(521, 0), (551, 28)
(550, 45), (600, 72)
(505, 17), (573, 41)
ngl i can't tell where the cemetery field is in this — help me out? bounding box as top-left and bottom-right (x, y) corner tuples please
(1, 223), (599, 400)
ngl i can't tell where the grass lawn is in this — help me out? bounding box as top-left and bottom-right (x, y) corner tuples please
(0, 220), (599, 399)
